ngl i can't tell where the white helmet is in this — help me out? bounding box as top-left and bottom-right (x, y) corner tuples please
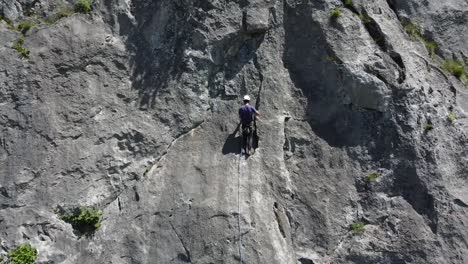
(243, 95), (251, 101)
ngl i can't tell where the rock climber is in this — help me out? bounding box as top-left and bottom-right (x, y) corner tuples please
(239, 95), (260, 155)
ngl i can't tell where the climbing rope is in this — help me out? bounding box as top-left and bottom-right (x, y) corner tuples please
(237, 129), (244, 264)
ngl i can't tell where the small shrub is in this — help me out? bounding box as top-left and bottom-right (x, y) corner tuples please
(59, 206), (103, 236)
(75, 0), (93, 14)
(366, 172), (380, 182)
(424, 123), (434, 132)
(12, 36), (30, 58)
(448, 112), (455, 123)
(330, 8), (341, 19)
(344, 0), (353, 8)
(7, 244), (37, 264)
(424, 40), (438, 57)
(404, 22), (422, 40)
(443, 60), (467, 81)
(350, 222), (366, 235)
(17, 20), (38, 34)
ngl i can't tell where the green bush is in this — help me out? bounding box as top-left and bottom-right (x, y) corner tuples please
(330, 8), (341, 19)
(12, 36), (30, 58)
(443, 60), (467, 81)
(7, 244), (37, 264)
(351, 222), (366, 235)
(448, 112), (455, 123)
(59, 207), (103, 236)
(75, 0), (93, 14)
(17, 20), (38, 34)
(366, 172), (380, 182)
(344, 0), (353, 7)
(424, 40), (438, 57)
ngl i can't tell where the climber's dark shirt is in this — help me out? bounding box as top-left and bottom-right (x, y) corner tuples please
(239, 105), (257, 126)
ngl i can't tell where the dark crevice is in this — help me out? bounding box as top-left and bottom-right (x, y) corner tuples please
(170, 222), (192, 263)
(393, 164), (438, 233)
(253, 55), (264, 110)
(298, 258), (315, 264)
(342, 0), (358, 15)
(273, 202), (287, 239)
(283, 119), (291, 158)
(397, 69), (406, 84)
(360, 10), (407, 83)
(133, 186), (140, 202)
(252, 55), (263, 150)
(360, 10), (388, 52)
(385, 0), (400, 19)
(326, 47), (344, 65)
(454, 199), (468, 208)
(150, 120), (205, 168)
(389, 51), (405, 70)
(207, 32), (265, 99)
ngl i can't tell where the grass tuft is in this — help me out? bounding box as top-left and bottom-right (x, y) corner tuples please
(403, 21), (440, 58)
(16, 20), (38, 34)
(12, 36), (30, 58)
(351, 222), (366, 235)
(424, 40), (438, 57)
(448, 112), (456, 123)
(404, 22), (422, 40)
(366, 172), (380, 182)
(330, 8), (341, 19)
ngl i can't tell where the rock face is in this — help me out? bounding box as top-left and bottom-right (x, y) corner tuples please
(1, 0), (467, 263)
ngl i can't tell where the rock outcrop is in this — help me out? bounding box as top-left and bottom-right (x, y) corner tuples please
(0, 0), (467, 263)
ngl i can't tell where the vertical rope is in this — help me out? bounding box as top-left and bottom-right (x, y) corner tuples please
(237, 130), (243, 264)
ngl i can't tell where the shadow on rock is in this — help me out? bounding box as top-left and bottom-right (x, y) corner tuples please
(222, 124), (241, 155)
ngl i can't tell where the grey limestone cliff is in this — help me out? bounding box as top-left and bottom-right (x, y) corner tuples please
(0, 0), (467, 263)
